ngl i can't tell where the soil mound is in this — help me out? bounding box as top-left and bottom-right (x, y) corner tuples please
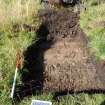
(38, 9), (105, 92)
(16, 9), (105, 99)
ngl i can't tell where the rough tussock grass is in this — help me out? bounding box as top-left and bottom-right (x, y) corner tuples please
(80, 1), (105, 60)
(0, 0), (41, 27)
(0, 0), (41, 105)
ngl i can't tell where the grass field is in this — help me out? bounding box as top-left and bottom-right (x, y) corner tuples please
(0, 0), (105, 105)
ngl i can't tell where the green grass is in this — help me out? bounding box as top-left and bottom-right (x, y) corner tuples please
(80, 1), (105, 60)
(0, 28), (37, 105)
(0, 0), (105, 105)
(18, 93), (105, 105)
(0, 0), (41, 104)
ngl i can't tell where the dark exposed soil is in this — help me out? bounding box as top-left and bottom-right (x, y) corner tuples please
(41, 0), (81, 8)
(38, 9), (105, 92)
(15, 9), (105, 100)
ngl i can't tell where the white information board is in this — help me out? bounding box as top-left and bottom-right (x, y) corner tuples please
(31, 100), (52, 105)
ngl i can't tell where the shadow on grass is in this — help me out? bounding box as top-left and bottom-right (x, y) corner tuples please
(100, 100), (105, 105)
(13, 24), (54, 103)
(53, 89), (105, 100)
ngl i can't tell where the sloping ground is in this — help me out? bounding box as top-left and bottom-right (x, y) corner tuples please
(16, 9), (105, 99)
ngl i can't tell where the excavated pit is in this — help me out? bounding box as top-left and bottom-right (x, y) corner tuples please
(15, 9), (105, 100)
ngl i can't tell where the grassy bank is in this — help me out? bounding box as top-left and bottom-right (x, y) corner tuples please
(80, 0), (105, 60)
(0, 0), (41, 104)
(0, 0), (105, 105)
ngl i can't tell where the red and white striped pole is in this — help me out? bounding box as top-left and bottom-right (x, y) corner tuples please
(10, 50), (21, 99)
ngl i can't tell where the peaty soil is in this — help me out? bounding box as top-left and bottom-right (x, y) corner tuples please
(18, 9), (105, 98)
(39, 9), (105, 92)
